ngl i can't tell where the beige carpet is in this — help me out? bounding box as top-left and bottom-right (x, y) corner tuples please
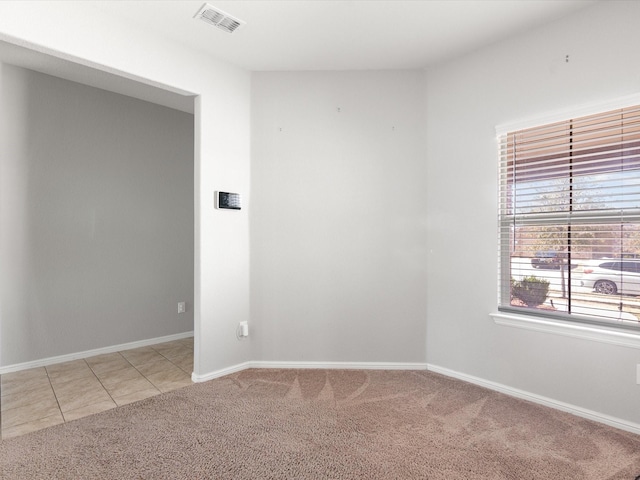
(1, 369), (640, 479)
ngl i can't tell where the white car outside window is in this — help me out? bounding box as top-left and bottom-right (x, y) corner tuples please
(576, 260), (640, 296)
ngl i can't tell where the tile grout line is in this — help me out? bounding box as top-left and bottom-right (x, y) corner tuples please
(130, 345), (194, 390)
(83, 354), (123, 417)
(113, 351), (164, 403)
(47, 362), (68, 423)
(2, 365), (67, 439)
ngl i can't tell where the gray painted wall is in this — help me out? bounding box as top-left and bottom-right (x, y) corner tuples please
(251, 71), (427, 364)
(0, 64), (194, 366)
(425, 0), (640, 425)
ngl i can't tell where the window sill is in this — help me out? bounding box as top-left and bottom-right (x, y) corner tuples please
(490, 312), (640, 349)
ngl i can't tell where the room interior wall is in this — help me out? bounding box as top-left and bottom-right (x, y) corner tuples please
(0, 1), (252, 377)
(251, 71), (427, 364)
(3, 0), (640, 432)
(0, 64), (194, 366)
(425, 0), (640, 426)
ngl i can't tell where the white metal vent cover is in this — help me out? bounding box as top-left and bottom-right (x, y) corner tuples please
(194, 3), (245, 34)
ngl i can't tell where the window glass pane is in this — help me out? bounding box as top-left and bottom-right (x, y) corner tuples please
(505, 222), (640, 324)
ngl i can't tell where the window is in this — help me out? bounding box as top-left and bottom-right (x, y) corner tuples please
(498, 103), (640, 329)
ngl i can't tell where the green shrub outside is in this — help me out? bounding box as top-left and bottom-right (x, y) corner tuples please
(511, 276), (550, 307)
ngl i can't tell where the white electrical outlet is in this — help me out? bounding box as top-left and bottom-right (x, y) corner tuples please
(239, 321), (249, 337)
(178, 302), (186, 314)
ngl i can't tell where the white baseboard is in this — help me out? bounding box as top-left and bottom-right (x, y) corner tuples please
(250, 360), (428, 371)
(427, 363), (640, 436)
(192, 361), (253, 383)
(191, 360), (427, 383)
(0, 331), (194, 375)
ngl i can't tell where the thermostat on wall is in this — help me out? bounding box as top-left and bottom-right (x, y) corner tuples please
(216, 191), (241, 210)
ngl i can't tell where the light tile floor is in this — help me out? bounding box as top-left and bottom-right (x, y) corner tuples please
(0, 337), (193, 440)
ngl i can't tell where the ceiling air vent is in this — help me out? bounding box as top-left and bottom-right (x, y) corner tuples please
(194, 3), (245, 34)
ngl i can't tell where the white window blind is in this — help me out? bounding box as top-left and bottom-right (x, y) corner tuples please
(498, 104), (640, 329)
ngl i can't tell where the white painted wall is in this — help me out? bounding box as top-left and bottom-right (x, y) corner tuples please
(425, 0), (640, 424)
(0, 65), (194, 365)
(0, 1), (252, 376)
(251, 71), (427, 364)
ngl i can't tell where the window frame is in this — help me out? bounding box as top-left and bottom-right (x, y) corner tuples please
(496, 94), (640, 333)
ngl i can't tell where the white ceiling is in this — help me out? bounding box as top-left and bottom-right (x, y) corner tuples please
(0, 0), (598, 113)
(89, 0), (598, 71)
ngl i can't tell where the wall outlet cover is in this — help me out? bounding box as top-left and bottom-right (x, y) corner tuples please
(239, 321), (249, 337)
